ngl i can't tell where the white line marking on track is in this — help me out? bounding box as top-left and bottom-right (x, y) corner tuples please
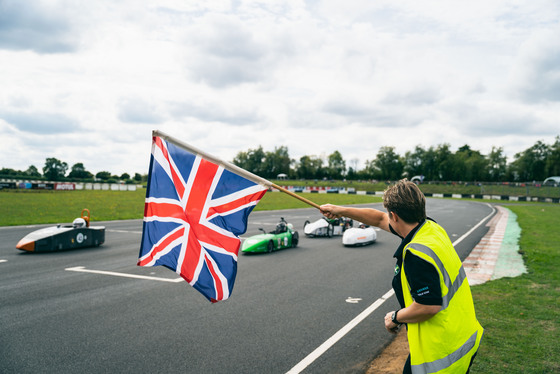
(286, 289), (395, 374)
(451, 204), (495, 247)
(345, 297), (362, 304)
(0, 259), (7, 263)
(106, 229), (143, 234)
(65, 266), (183, 283)
(286, 204), (496, 374)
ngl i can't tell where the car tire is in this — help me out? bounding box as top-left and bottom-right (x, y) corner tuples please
(303, 220), (312, 237)
(267, 241), (274, 253)
(292, 232), (299, 247)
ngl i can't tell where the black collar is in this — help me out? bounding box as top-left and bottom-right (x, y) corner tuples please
(391, 218), (434, 259)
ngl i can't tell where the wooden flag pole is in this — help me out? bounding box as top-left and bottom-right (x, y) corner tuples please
(153, 130), (322, 211)
(271, 183), (322, 210)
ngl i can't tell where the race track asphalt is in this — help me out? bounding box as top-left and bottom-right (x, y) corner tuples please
(0, 199), (494, 374)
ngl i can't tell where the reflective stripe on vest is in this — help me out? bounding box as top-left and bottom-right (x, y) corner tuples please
(411, 331), (480, 374)
(407, 243), (467, 311)
(402, 220), (483, 373)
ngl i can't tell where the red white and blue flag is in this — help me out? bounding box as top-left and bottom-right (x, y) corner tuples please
(138, 133), (268, 302)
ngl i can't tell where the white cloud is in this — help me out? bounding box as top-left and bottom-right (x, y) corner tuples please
(0, 0), (558, 175)
(118, 97), (166, 124)
(1, 110), (80, 133)
(0, 0), (81, 53)
(509, 28), (560, 103)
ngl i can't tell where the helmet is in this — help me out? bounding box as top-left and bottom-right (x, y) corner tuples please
(276, 222), (287, 233)
(73, 218), (87, 228)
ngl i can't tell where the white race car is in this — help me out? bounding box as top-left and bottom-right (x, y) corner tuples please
(342, 223), (377, 246)
(303, 217), (353, 237)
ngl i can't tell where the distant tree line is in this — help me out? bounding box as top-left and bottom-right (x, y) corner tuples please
(232, 136), (560, 182)
(0, 158), (144, 184)
(1, 136), (558, 183)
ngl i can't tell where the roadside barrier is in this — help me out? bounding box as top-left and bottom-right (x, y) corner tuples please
(273, 186), (559, 203)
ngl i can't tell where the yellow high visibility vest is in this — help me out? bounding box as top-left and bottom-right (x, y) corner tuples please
(401, 220), (483, 374)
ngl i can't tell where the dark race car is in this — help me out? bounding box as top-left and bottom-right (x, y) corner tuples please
(16, 209), (105, 253)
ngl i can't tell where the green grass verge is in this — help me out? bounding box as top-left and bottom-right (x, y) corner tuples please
(471, 204), (559, 373)
(2, 190), (558, 372)
(0, 190), (382, 226)
(1, 190), (147, 226)
(255, 191), (382, 211)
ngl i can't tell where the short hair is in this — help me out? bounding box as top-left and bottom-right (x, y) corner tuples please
(383, 179), (426, 224)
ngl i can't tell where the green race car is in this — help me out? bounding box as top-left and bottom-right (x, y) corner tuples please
(241, 217), (299, 253)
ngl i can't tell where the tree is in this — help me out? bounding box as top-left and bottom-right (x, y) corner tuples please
(419, 146), (438, 181)
(403, 145), (426, 179)
(43, 158), (68, 181)
(466, 150), (488, 181)
(362, 159), (378, 180)
(296, 155), (323, 180)
(120, 173), (130, 181)
(435, 144), (454, 181)
(510, 140), (549, 181)
(545, 136), (560, 177)
(487, 147), (507, 182)
(0, 168), (18, 176)
(346, 158), (359, 180)
(96, 171), (112, 181)
(327, 150), (346, 179)
(24, 165), (42, 177)
(68, 163), (93, 179)
(262, 146), (291, 179)
(453, 145), (488, 181)
(233, 146), (266, 176)
(373, 146), (403, 180)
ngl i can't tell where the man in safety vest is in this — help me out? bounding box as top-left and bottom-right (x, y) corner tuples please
(320, 179), (483, 374)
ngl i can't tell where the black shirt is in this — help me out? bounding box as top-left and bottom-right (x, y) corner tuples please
(391, 219), (443, 309)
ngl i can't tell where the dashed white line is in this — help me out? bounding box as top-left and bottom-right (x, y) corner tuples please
(0, 259), (7, 263)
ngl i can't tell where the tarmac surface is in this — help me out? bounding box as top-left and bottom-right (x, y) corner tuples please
(1, 200), (493, 374)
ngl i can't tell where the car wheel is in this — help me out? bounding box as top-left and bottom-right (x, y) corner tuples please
(267, 241), (274, 253)
(292, 232), (299, 247)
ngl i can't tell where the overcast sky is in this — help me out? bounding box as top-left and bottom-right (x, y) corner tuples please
(1, 0), (559, 176)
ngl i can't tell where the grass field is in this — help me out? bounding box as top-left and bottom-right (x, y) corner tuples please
(0, 190), (147, 226)
(471, 203), (559, 373)
(2, 190), (558, 372)
(0, 189), (382, 226)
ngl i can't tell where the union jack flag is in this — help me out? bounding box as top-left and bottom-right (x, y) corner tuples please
(138, 134), (268, 302)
